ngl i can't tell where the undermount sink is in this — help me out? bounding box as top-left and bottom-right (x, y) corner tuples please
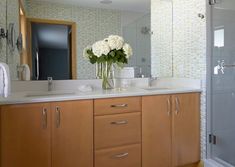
(142, 87), (170, 91)
(25, 91), (76, 97)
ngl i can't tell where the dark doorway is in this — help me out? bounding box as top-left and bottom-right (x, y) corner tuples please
(31, 23), (73, 80)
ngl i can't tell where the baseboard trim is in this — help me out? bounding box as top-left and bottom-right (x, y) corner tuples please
(181, 161), (204, 167)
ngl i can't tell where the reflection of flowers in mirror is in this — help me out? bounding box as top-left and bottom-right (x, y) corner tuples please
(83, 35), (133, 66)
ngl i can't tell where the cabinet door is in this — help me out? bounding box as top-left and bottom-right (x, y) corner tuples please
(172, 93), (200, 166)
(0, 103), (51, 167)
(51, 100), (93, 167)
(142, 95), (172, 167)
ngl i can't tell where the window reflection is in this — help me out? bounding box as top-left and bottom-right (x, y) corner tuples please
(214, 28), (224, 48)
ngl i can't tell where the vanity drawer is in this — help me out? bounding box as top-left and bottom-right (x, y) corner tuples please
(95, 112), (141, 149)
(94, 97), (141, 116)
(95, 144), (141, 167)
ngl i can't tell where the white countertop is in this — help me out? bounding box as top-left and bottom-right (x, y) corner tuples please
(0, 87), (202, 105)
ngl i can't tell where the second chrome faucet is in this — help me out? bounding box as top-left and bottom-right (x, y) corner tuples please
(48, 77), (53, 91)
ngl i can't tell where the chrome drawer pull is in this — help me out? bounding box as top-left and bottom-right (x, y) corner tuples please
(55, 106), (61, 128)
(110, 120), (128, 125)
(110, 104), (128, 108)
(112, 152), (129, 159)
(42, 108), (47, 129)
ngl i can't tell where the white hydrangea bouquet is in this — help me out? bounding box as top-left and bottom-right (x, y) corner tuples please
(83, 35), (133, 89)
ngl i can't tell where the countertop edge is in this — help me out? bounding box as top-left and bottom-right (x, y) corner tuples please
(0, 88), (202, 105)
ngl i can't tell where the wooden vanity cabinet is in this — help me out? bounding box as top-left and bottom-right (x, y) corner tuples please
(142, 95), (172, 167)
(0, 93), (200, 167)
(142, 93), (200, 167)
(0, 103), (52, 167)
(171, 94), (200, 167)
(51, 100), (93, 167)
(0, 100), (93, 167)
(94, 97), (142, 167)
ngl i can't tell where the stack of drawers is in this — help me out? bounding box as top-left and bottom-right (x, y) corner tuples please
(94, 97), (142, 167)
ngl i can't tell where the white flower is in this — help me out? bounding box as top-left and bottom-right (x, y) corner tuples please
(83, 45), (92, 59)
(123, 43), (133, 59)
(106, 35), (124, 50)
(92, 40), (110, 57)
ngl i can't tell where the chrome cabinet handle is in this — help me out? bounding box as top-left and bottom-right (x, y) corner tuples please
(55, 106), (61, 128)
(167, 98), (171, 116)
(111, 120), (128, 125)
(112, 152), (129, 159)
(175, 97), (180, 115)
(42, 108), (47, 129)
(110, 104), (128, 108)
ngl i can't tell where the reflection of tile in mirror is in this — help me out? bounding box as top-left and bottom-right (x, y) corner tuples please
(5, 0), (151, 80)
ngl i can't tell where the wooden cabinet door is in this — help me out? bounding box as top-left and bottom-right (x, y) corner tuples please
(142, 95), (172, 167)
(0, 103), (51, 167)
(172, 93), (200, 167)
(51, 100), (93, 167)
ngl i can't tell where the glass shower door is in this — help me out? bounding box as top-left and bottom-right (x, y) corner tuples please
(211, 0), (235, 166)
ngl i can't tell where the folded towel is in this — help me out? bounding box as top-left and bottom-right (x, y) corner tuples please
(21, 64), (30, 81)
(0, 62), (10, 98)
(115, 67), (135, 79)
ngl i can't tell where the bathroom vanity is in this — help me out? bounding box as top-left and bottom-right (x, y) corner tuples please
(0, 87), (201, 167)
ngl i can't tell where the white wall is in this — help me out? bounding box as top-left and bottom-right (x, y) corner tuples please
(121, 11), (147, 27)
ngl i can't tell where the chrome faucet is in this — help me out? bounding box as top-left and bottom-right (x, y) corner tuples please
(48, 77), (53, 91)
(149, 76), (157, 87)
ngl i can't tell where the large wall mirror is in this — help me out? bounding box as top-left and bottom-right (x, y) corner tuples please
(2, 0), (173, 81)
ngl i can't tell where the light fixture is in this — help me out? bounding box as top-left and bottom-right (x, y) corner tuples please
(100, 0), (112, 5)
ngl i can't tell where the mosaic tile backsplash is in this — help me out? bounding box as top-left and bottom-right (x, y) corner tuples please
(7, 0), (20, 80)
(151, 0), (173, 78)
(0, 0), (20, 80)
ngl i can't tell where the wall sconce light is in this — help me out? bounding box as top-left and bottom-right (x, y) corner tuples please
(0, 27), (7, 39)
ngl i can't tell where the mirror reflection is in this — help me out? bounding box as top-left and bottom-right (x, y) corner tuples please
(1, 0), (173, 80)
(29, 21), (75, 80)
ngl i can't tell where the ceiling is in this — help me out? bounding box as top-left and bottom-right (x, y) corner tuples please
(34, 0), (150, 13)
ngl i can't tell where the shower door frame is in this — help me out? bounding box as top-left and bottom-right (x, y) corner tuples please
(206, 0), (235, 166)
(206, 0), (213, 160)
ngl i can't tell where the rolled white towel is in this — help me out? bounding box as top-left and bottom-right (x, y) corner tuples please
(0, 62), (11, 98)
(21, 64), (31, 81)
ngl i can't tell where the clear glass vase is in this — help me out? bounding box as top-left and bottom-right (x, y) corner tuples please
(96, 62), (114, 90)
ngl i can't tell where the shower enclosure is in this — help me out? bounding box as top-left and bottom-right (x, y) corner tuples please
(122, 14), (151, 77)
(209, 0), (235, 166)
